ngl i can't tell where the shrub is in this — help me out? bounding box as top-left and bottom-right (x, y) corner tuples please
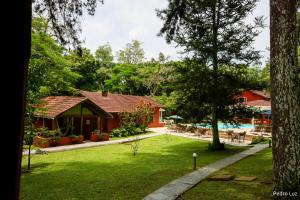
(119, 101), (154, 128)
(131, 139), (140, 156)
(139, 125), (147, 132)
(110, 128), (126, 137)
(110, 125), (147, 138)
(250, 136), (268, 144)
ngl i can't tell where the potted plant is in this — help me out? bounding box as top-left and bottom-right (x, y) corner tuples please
(100, 132), (109, 141)
(33, 127), (52, 148)
(70, 134), (84, 144)
(49, 136), (60, 147)
(90, 131), (100, 142)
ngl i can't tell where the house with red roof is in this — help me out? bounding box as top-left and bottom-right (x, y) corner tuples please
(236, 90), (272, 126)
(33, 92), (164, 140)
(80, 90), (165, 133)
(237, 90), (271, 110)
(34, 96), (112, 140)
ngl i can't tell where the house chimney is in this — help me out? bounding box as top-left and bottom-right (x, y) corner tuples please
(102, 91), (108, 97)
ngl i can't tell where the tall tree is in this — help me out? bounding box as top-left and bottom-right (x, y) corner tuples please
(117, 40), (145, 64)
(270, 0), (300, 196)
(157, 0), (263, 149)
(142, 53), (172, 96)
(105, 63), (147, 95)
(29, 18), (81, 98)
(95, 43), (114, 64)
(4, 0), (102, 199)
(32, 0), (103, 46)
(68, 48), (102, 91)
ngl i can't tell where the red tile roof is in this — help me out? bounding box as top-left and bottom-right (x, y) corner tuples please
(246, 100), (271, 107)
(80, 90), (163, 113)
(34, 96), (88, 118)
(250, 90), (270, 99)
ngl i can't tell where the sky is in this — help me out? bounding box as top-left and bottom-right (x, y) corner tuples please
(81, 0), (270, 66)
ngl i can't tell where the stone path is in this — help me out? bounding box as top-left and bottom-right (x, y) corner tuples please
(22, 132), (162, 155)
(143, 143), (269, 200)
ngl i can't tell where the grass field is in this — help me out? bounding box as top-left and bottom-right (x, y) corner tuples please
(21, 135), (248, 200)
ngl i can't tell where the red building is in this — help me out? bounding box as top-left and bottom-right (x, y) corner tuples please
(33, 96), (112, 140)
(237, 90), (271, 126)
(80, 90), (165, 133)
(237, 90), (271, 110)
(238, 90), (270, 103)
(34, 92), (164, 140)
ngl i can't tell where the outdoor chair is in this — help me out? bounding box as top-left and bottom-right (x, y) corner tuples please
(231, 132), (240, 142)
(226, 130), (234, 142)
(175, 124), (187, 132)
(166, 123), (177, 132)
(196, 128), (208, 137)
(238, 131), (246, 143)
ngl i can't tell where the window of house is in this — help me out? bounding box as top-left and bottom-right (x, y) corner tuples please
(159, 108), (165, 122)
(238, 97), (247, 103)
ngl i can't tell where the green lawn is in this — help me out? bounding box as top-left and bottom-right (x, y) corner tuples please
(20, 135), (248, 200)
(178, 148), (273, 200)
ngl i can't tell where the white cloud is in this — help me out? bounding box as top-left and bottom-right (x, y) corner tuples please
(129, 27), (146, 40)
(81, 0), (269, 65)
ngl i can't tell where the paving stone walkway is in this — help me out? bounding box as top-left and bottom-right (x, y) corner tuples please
(143, 143), (269, 200)
(22, 132), (162, 155)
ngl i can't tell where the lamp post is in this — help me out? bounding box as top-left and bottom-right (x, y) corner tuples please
(193, 153), (197, 170)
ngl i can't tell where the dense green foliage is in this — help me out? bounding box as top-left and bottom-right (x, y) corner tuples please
(28, 18), (80, 99)
(105, 63), (146, 94)
(68, 48), (109, 91)
(110, 126), (146, 138)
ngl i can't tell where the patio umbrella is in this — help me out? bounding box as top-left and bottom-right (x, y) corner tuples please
(260, 110), (271, 115)
(168, 115), (183, 123)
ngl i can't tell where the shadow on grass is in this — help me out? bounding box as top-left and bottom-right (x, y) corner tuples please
(21, 162), (52, 174)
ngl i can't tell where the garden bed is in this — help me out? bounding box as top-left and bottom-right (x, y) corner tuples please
(33, 135), (84, 148)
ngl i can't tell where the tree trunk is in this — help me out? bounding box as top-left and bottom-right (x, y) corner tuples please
(1, 1), (32, 200)
(270, 0), (300, 197)
(27, 145), (31, 172)
(211, 106), (221, 147)
(211, 1), (222, 150)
